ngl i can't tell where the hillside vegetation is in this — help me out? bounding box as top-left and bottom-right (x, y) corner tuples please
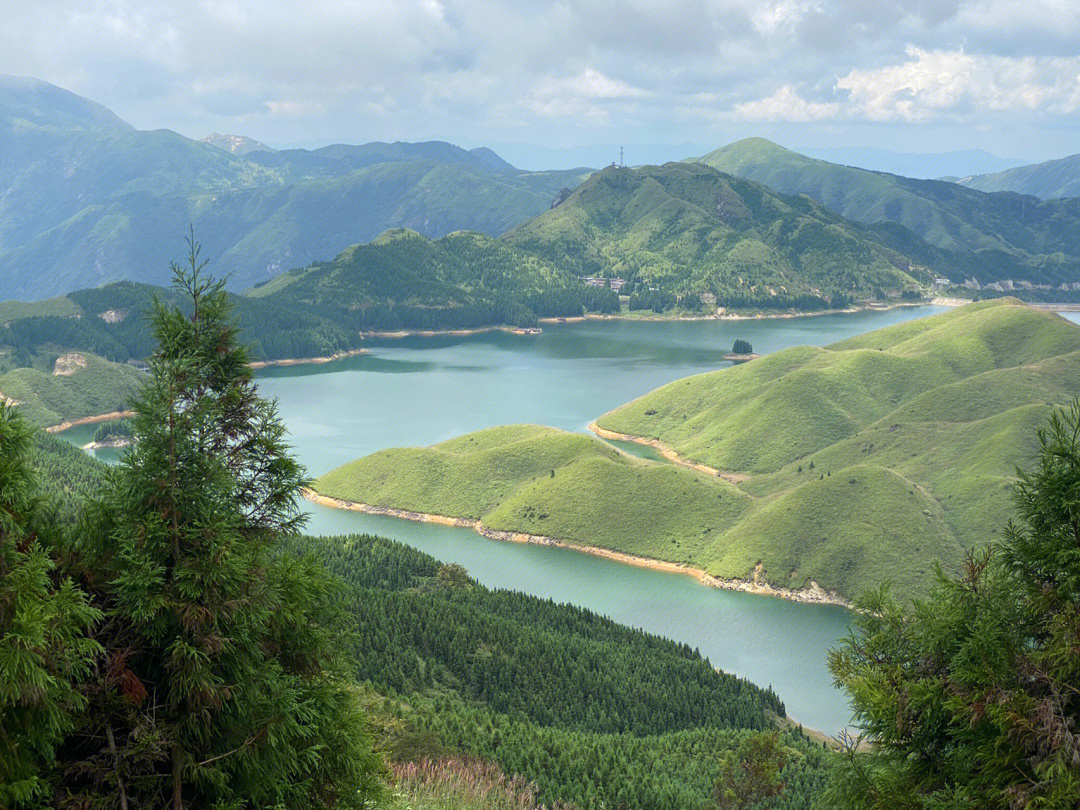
(954, 151), (1080, 199)
(695, 138), (1080, 290)
(318, 300), (1080, 601)
(504, 161), (929, 308)
(0, 76), (589, 299)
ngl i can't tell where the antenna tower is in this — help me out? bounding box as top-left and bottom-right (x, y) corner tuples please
(619, 145), (624, 167)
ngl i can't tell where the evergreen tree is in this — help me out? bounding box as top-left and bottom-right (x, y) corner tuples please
(64, 233), (382, 809)
(826, 400), (1080, 808)
(0, 403), (101, 807)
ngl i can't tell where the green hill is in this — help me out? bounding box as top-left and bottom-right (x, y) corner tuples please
(0, 230), (620, 365)
(694, 139), (1080, 290)
(503, 161), (930, 307)
(0, 350), (143, 427)
(0, 76), (590, 300)
(954, 152), (1080, 200)
(318, 301), (1080, 601)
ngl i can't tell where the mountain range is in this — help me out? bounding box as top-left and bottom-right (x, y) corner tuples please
(3, 75), (1080, 304)
(954, 152), (1080, 199)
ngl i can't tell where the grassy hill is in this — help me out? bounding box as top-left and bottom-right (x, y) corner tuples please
(954, 152), (1080, 200)
(317, 301), (1080, 601)
(0, 350), (143, 427)
(0, 76), (590, 300)
(694, 139), (1080, 290)
(0, 230), (620, 366)
(503, 161), (929, 307)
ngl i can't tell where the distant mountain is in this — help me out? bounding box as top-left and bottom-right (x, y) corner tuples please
(504, 161), (932, 304)
(954, 153), (1080, 199)
(694, 138), (1080, 289)
(799, 146), (1024, 180)
(0, 76), (590, 300)
(201, 132), (275, 155)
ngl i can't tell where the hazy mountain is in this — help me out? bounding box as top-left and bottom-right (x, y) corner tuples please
(799, 146), (1024, 180)
(201, 132), (275, 155)
(694, 138), (1080, 288)
(954, 153), (1080, 199)
(0, 76), (589, 300)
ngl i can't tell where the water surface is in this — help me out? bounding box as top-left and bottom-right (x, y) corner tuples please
(255, 307), (945, 734)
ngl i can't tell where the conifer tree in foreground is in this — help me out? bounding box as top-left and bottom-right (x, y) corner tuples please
(0, 403), (101, 807)
(827, 400), (1080, 808)
(64, 233), (381, 808)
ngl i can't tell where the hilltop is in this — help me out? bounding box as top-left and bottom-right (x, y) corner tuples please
(954, 152), (1080, 200)
(0, 76), (589, 299)
(504, 161), (930, 308)
(316, 300), (1080, 601)
(694, 139), (1080, 291)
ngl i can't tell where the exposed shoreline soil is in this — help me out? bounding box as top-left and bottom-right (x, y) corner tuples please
(360, 326), (541, 339)
(46, 410), (137, 434)
(303, 489), (849, 608)
(249, 348), (368, 369)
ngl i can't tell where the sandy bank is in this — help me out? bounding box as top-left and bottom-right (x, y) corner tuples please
(81, 437), (134, 451)
(303, 489), (848, 608)
(250, 348), (368, 369)
(46, 410), (136, 434)
(588, 422), (749, 485)
(360, 326), (541, 338)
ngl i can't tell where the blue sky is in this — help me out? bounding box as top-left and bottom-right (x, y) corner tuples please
(3, 0), (1078, 165)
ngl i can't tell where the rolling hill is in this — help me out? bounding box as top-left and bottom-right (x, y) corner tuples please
(503, 161), (931, 306)
(694, 139), (1080, 290)
(316, 300), (1080, 601)
(954, 152), (1080, 200)
(0, 76), (590, 300)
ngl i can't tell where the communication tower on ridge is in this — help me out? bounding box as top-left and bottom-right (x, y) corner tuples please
(620, 145), (624, 167)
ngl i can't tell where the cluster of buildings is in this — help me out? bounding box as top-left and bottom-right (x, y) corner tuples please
(581, 276), (627, 293)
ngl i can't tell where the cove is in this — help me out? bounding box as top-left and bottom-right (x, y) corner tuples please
(254, 306), (946, 735)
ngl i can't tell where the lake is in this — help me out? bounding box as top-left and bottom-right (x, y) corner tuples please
(252, 305), (946, 734)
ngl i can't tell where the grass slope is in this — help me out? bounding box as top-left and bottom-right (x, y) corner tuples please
(316, 425), (754, 568)
(0, 351), (143, 427)
(504, 161), (927, 301)
(319, 301), (1080, 601)
(955, 152), (1080, 200)
(593, 300), (1080, 595)
(695, 138), (1080, 288)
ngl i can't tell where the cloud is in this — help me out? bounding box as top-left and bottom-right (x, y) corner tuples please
(837, 46), (1080, 121)
(734, 85), (841, 121)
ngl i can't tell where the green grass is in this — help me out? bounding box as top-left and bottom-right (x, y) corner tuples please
(316, 425), (753, 567)
(0, 295), (80, 323)
(319, 300), (1080, 601)
(0, 352), (143, 427)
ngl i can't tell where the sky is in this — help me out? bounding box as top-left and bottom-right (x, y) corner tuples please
(2, 0), (1079, 168)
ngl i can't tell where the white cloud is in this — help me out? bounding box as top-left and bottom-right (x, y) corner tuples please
(837, 46), (1080, 121)
(734, 85), (841, 121)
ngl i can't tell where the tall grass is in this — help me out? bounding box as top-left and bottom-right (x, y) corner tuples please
(389, 757), (575, 810)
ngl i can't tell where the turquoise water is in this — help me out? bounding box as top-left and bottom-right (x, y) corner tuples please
(58, 306), (951, 733)
(253, 306), (945, 734)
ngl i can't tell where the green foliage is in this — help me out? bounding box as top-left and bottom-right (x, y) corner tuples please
(595, 300), (1080, 598)
(0, 403), (101, 807)
(0, 351), (143, 427)
(732, 339), (753, 355)
(28, 431), (109, 519)
(825, 400), (1080, 808)
(316, 425), (755, 569)
(504, 162), (930, 304)
(59, 237), (381, 808)
(92, 417), (134, 443)
(697, 138), (1080, 288)
(714, 731), (790, 809)
(955, 152), (1080, 199)
(295, 533), (831, 809)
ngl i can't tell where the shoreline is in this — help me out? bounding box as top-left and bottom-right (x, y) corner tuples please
(46, 410), (136, 434)
(81, 437), (133, 451)
(588, 422), (749, 485)
(250, 348), (368, 369)
(360, 325), (541, 339)
(303, 489), (848, 608)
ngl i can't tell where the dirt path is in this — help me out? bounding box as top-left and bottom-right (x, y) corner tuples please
(588, 422), (750, 485)
(46, 410), (136, 434)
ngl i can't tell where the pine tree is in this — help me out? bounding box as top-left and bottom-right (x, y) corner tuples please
(0, 403), (101, 807)
(65, 233), (382, 809)
(826, 400), (1080, 808)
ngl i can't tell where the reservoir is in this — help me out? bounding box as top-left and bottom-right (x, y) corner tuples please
(253, 305), (946, 735)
